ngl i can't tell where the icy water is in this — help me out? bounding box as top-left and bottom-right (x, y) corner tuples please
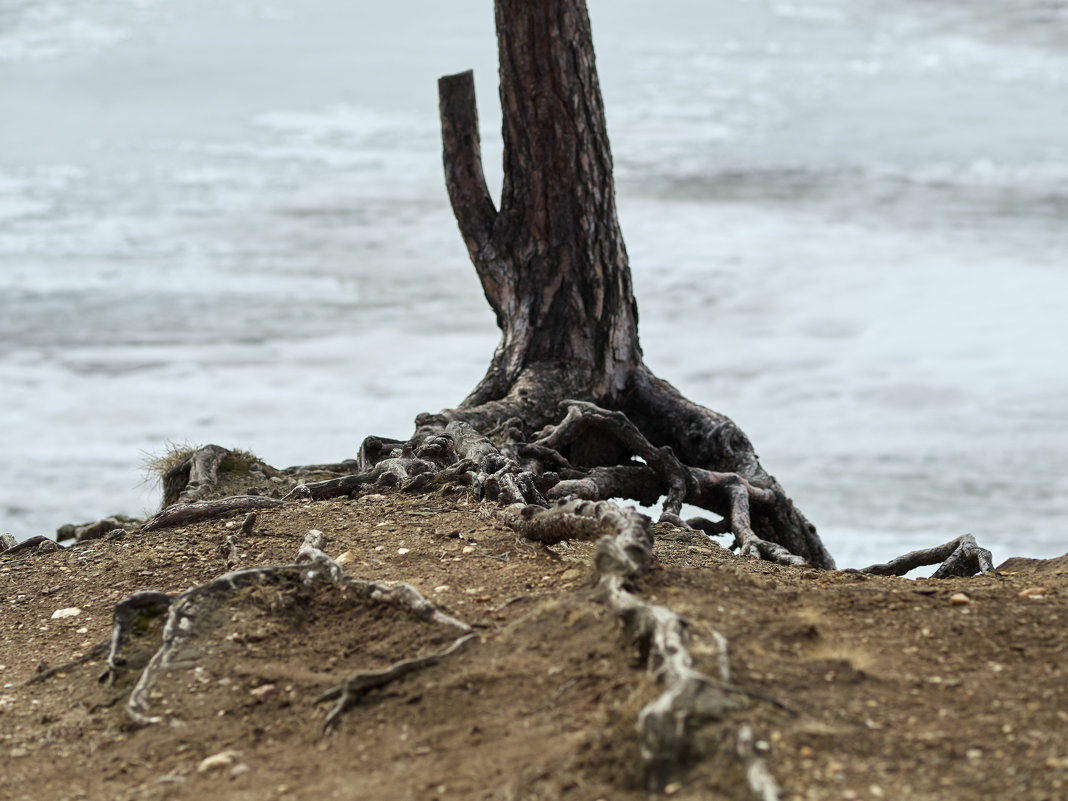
(2, 0), (1067, 568)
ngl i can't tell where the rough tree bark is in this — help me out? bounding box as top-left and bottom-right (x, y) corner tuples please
(396, 0), (987, 579)
(428, 0), (833, 567)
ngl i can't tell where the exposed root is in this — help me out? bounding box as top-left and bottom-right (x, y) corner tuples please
(217, 514), (257, 568)
(108, 529), (470, 727)
(147, 444), (272, 506)
(498, 496), (785, 792)
(317, 632), (477, 733)
(858, 534), (995, 578)
(56, 515), (143, 543)
(537, 401), (692, 521)
(239, 512), (258, 536)
(104, 591), (173, 687)
(20, 641), (110, 687)
(737, 725), (784, 801)
(1, 536), (62, 557)
(140, 495), (282, 533)
(702, 472), (807, 568)
(518, 398), (829, 567)
(347, 579), (471, 632)
(497, 498), (649, 550)
(124, 565), (309, 725)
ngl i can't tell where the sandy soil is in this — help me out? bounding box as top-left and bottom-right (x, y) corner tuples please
(2, 487), (1066, 801)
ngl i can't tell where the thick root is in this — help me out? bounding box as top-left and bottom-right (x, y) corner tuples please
(498, 494), (786, 792)
(529, 399), (832, 568)
(109, 529), (470, 727)
(859, 534), (995, 578)
(140, 495), (283, 533)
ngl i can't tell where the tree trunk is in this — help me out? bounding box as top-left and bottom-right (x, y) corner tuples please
(432, 0), (835, 568)
(439, 0), (640, 413)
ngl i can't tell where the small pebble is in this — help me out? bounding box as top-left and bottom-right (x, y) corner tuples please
(948, 593), (971, 606)
(197, 750), (239, 773)
(397, 548), (410, 555)
(51, 607), (82, 620)
(1018, 586), (1047, 600)
(433, 585), (450, 594)
(462, 545), (476, 554)
(249, 684), (276, 698)
(335, 551), (355, 566)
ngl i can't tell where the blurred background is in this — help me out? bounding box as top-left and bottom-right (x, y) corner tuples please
(2, 0), (1066, 567)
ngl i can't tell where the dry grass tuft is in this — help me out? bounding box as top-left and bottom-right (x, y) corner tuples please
(141, 441), (199, 482)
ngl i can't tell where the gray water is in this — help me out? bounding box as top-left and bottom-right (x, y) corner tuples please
(2, 0), (1067, 569)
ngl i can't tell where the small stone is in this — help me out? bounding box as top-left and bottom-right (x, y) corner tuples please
(197, 750), (239, 773)
(1018, 586), (1047, 600)
(50, 607), (82, 620)
(249, 684), (277, 697)
(335, 551), (355, 566)
(966, 748), (983, 760)
(948, 593), (971, 606)
(397, 548), (410, 555)
(225, 521), (235, 529)
(433, 585), (450, 594)
(230, 763), (250, 777)
(362, 494), (387, 503)
(76, 627), (88, 634)
(461, 545), (476, 554)
(663, 782), (682, 796)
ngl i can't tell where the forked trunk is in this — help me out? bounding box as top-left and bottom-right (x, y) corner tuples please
(439, 0), (640, 410)
(436, 0), (836, 570)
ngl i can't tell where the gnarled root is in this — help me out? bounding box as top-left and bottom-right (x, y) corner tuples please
(738, 725), (784, 801)
(498, 496), (784, 793)
(858, 534), (995, 578)
(527, 398), (832, 568)
(317, 633), (477, 733)
(140, 495), (282, 533)
(109, 529), (470, 727)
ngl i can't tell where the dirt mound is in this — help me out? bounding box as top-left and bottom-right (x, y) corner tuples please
(2, 491), (1067, 800)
